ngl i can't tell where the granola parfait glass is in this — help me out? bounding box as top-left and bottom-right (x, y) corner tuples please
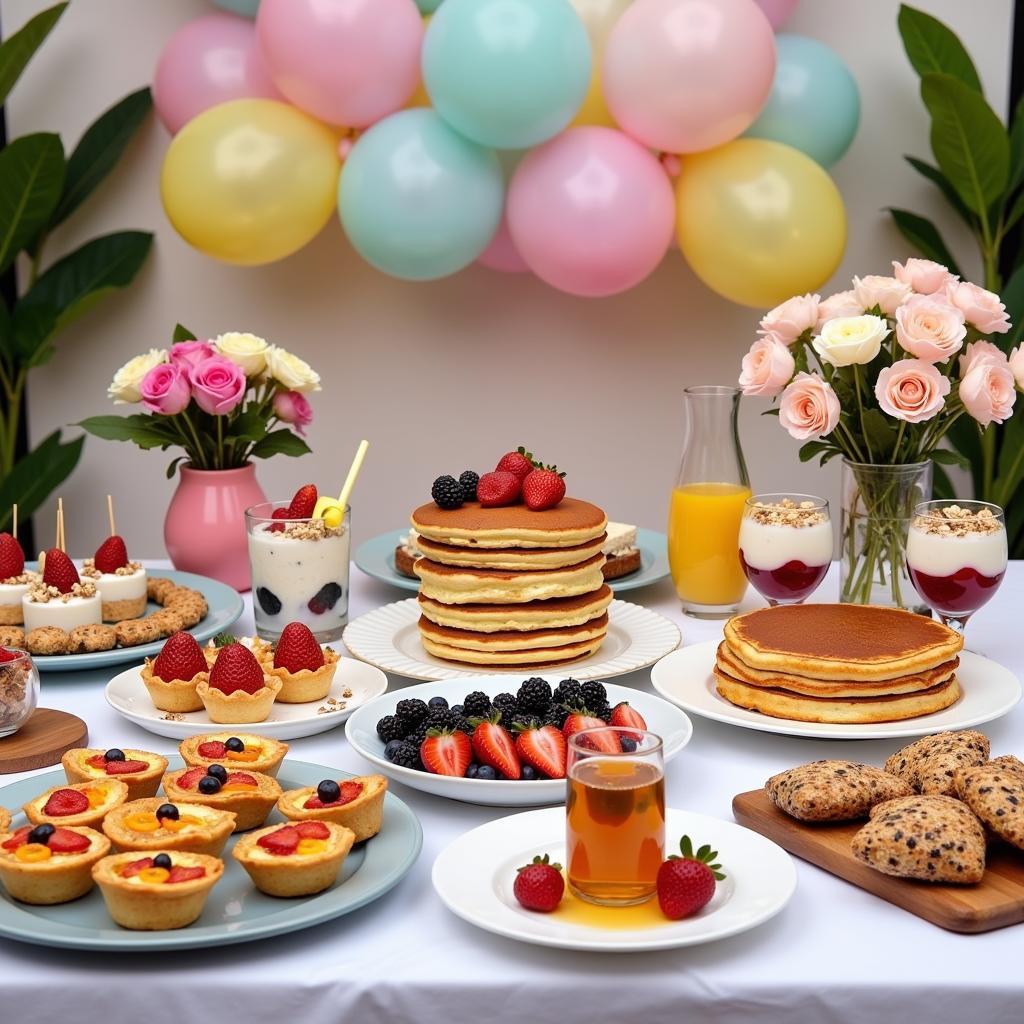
(0, 648), (39, 738)
(246, 502), (351, 643)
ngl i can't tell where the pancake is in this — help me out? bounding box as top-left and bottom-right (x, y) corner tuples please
(415, 533), (606, 570)
(724, 604), (963, 681)
(418, 586), (614, 632)
(411, 498), (608, 549)
(417, 613), (608, 653)
(421, 633), (604, 667)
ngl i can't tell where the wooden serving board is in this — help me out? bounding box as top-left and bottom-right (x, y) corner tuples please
(0, 708), (88, 774)
(733, 789), (1024, 934)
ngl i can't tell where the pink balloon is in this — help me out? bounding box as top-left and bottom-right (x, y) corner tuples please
(153, 14), (282, 135)
(478, 216), (530, 274)
(507, 127), (675, 297)
(755, 0), (799, 29)
(256, 0), (423, 128)
(602, 0), (776, 153)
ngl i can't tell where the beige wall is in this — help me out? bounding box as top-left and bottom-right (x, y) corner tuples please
(3, 0), (1014, 559)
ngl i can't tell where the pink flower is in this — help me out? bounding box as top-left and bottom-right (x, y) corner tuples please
(960, 358), (1016, 426)
(815, 290), (863, 329)
(959, 339), (1006, 376)
(189, 356), (247, 416)
(875, 359), (950, 423)
(739, 338), (795, 397)
(892, 258), (957, 295)
(1009, 346), (1024, 390)
(273, 390), (313, 435)
(170, 340), (216, 370)
(894, 294), (966, 363)
(757, 293), (820, 346)
(139, 363), (191, 416)
(779, 372), (841, 441)
(852, 275), (913, 316)
(945, 281), (1011, 334)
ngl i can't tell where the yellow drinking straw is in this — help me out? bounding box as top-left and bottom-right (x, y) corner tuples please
(313, 439), (369, 529)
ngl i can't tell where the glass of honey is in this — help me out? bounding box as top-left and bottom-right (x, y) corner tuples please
(566, 728), (665, 907)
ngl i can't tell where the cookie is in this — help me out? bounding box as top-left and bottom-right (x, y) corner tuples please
(0, 627), (25, 649)
(991, 755), (1024, 779)
(24, 626), (70, 655)
(854, 795), (986, 883)
(166, 589), (208, 620)
(67, 624), (117, 654)
(147, 608), (186, 637)
(147, 577), (178, 604)
(115, 618), (163, 647)
(884, 730), (990, 796)
(766, 760), (912, 822)
(955, 762), (1024, 851)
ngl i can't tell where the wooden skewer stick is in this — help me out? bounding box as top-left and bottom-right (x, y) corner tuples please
(107, 494), (116, 537)
(11, 504), (16, 542)
(57, 498), (66, 553)
(54, 503), (60, 550)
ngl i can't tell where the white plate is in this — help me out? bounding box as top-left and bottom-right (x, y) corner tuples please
(432, 806), (796, 952)
(651, 640), (1023, 741)
(105, 658), (388, 740)
(346, 675), (693, 806)
(342, 598), (681, 681)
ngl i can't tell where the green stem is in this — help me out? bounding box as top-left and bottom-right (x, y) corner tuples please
(981, 425), (996, 501)
(853, 365), (873, 461)
(216, 417), (224, 470)
(177, 410), (208, 469)
(890, 421), (906, 464)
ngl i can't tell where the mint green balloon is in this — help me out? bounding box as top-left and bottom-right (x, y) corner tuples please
(423, 0), (591, 149)
(338, 109), (503, 281)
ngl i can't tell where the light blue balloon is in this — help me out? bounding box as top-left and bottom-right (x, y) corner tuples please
(211, 0), (261, 17)
(338, 109), (504, 281)
(744, 34), (860, 168)
(416, 0), (445, 12)
(423, 0), (591, 149)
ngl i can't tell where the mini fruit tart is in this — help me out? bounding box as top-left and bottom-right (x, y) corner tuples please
(92, 850), (223, 930)
(0, 807), (10, 833)
(196, 642), (282, 724)
(0, 823), (111, 904)
(102, 798), (236, 857)
(265, 622), (340, 704)
(24, 780), (129, 830)
(232, 820), (355, 898)
(277, 775), (387, 843)
(141, 631), (210, 713)
(178, 732), (288, 779)
(62, 746), (169, 800)
(162, 765), (282, 832)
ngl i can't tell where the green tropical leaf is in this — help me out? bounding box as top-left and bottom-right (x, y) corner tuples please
(1003, 190), (1024, 235)
(887, 208), (963, 278)
(903, 156), (976, 227)
(1008, 95), (1024, 193)
(13, 301), (59, 366)
(0, 428), (83, 531)
(249, 429), (312, 460)
(0, 133), (65, 273)
(172, 323), (197, 343)
(0, 299), (11, 365)
(898, 5), (982, 93)
(946, 415), (984, 494)
(994, 413), (1024, 507)
(1001, 264), (1024, 347)
(0, 3), (67, 107)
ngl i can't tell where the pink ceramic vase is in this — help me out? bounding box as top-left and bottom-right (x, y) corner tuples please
(164, 464), (266, 590)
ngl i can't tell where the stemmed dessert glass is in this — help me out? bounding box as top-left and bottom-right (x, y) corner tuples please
(906, 500), (1007, 635)
(738, 494), (832, 606)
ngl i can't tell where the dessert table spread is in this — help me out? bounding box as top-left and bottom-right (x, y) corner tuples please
(3, 560), (1022, 1024)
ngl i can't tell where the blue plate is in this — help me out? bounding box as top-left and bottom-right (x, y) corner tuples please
(355, 527), (671, 594)
(0, 757), (422, 951)
(24, 569), (244, 674)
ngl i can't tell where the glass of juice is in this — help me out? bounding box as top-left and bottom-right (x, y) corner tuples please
(668, 385), (751, 617)
(566, 728), (665, 907)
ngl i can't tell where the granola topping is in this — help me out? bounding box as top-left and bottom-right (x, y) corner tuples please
(913, 505), (1003, 537)
(82, 559), (142, 579)
(0, 656), (33, 730)
(748, 498), (827, 528)
(267, 519), (344, 541)
(0, 572), (36, 587)
(27, 579), (98, 604)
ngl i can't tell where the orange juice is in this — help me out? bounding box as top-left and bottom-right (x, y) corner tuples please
(668, 482), (751, 608)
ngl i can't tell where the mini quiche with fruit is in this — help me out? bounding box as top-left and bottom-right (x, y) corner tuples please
(62, 747), (168, 800)
(162, 765), (282, 832)
(277, 775), (386, 843)
(24, 780), (129, 830)
(0, 823), (111, 904)
(232, 820), (355, 897)
(196, 642), (282, 724)
(260, 622), (340, 704)
(103, 799), (236, 857)
(178, 733), (288, 778)
(141, 631), (211, 713)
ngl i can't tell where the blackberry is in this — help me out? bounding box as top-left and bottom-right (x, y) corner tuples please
(590, 699), (612, 722)
(462, 690), (492, 718)
(580, 680), (608, 707)
(452, 715), (474, 735)
(395, 698), (429, 728)
(552, 678), (583, 707)
(427, 695), (449, 710)
(516, 677), (552, 713)
(511, 714), (541, 731)
(390, 741), (423, 770)
(459, 471), (480, 502)
(543, 704), (569, 729)
(491, 693), (519, 723)
(375, 714), (406, 743)
(431, 475), (464, 510)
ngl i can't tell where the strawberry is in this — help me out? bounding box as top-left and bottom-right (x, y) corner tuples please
(515, 722), (567, 779)
(609, 701), (647, 742)
(104, 759), (148, 775)
(562, 711), (620, 753)
(121, 857), (155, 877)
(258, 826), (300, 855)
(477, 471), (521, 508)
(296, 821), (331, 840)
(94, 535), (129, 573)
(268, 508), (289, 533)
(513, 854), (564, 912)
(177, 767), (208, 789)
(87, 754), (107, 769)
(168, 865), (207, 883)
(152, 632), (208, 683)
(471, 718), (521, 779)
(656, 835), (725, 920)
(287, 484), (318, 520)
(0, 533), (25, 580)
(225, 772), (257, 787)
(420, 728), (472, 777)
(48, 828), (91, 854)
(197, 740), (227, 759)
(2, 827), (30, 850)
(41, 548), (79, 594)
(522, 467), (566, 511)
(273, 621), (324, 673)
(495, 447), (535, 482)
(43, 789), (90, 816)
(209, 643), (266, 695)
(304, 780), (362, 808)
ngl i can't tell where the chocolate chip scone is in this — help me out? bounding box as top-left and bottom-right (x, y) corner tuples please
(0, 627), (25, 649)
(24, 626), (70, 655)
(66, 624), (117, 654)
(766, 760), (912, 822)
(884, 730), (990, 796)
(954, 762), (1024, 851)
(854, 795), (985, 883)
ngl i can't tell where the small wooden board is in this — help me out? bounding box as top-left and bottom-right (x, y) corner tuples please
(733, 788), (1024, 934)
(0, 708), (88, 774)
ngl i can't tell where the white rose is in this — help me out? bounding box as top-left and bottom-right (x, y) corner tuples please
(852, 275), (913, 316)
(213, 332), (269, 376)
(812, 315), (890, 367)
(265, 346), (321, 392)
(108, 349), (167, 404)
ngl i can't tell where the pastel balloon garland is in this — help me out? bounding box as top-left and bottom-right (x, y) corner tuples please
(160, 0), (860, 307)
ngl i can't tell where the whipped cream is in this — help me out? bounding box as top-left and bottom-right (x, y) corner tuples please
(907, 521), (1007, 577)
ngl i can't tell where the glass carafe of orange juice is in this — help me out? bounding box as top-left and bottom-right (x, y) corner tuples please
(668, 385), (750, 617)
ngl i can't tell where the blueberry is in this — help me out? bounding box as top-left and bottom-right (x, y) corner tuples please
(520, 764), (538, 781)
(619, 737), (638, 753)
(224, 737), (245, 753)
(197, 775), (222, 795)
(317, 779), (341, 803)
(308, 582), (343, 615)
(153, 853), (172, 870)
(476, 765), (497, 781)
(104, 748), (125, 762)
(465, 763), (479, 779)
(256, 587), (282, 616)
(384, 740), (405, 762)
(156, 803), (179, 822)
(450, 704), (464, 716)
(428, 696), (449, 710)
(206, 764), (228, 783)
(27, 823), (55, 845)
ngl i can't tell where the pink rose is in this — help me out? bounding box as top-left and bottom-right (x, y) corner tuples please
(945, 281), (1011, 334)
(779, 372), (841, 441)
(892, 258), (957, 295)
(815, 290), (863, 329)
(959, 339), (1006, 376)
(139, 363), (191, 416)
(757, 293), (820, 346)
(170, 340), (216, 370)
(893, 294), (966, 363)
(1009, 346), (1024, 390)
(272, 389), (313, 435)
(875, 359), (950, 423)
(739, 338), (795, 397)
(960, 358), (1016, 426)
(189, 356), (247, 416)
(852, 275), (913, 316)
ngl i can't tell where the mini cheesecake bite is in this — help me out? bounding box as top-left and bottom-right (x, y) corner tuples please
(102, 798), (236, 857)
(162, 764), (282, 832)
(179, 732), (288, 778)
(141, 631), (210, 713)
(81, 534), (148, 622)
(24, 780), (129, 830)
(232, 820), (355, 897)
(21, 549), (101, 634)
(62, 747), (168, 800)
(0, 822), (111, 904)
(277, 775), (386, 843)
(0, 531), (34, 626)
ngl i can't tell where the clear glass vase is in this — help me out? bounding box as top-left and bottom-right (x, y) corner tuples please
(839, 460), (932, 612)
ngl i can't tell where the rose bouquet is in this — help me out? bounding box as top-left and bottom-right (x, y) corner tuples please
(739, 259), (1018, 608)
(80, 327), (317, 474)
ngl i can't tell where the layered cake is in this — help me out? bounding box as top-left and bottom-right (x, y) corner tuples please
(82, 534), (148, 622)
(0, 532), (34, 626)
(22, 549), (101, 634)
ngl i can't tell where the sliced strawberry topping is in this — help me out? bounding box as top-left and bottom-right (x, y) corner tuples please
(257, 826), (300, 855)
(167, 865), (206, 883)
(43, 789), (90, 816)
(296, 821), (331, 840)
(177, 767), (208, 790)
(121, 857), (155, 877)
(49, 828), (91, 853)
(303, 780), (362, 809)
(105, 759), (148, 775)
(226, 772), (257, 787)
(1, 827), (30, 850)
(287, 484), (318, 519)
(87, 754), (107, 769)
(197, 740), (227, 759)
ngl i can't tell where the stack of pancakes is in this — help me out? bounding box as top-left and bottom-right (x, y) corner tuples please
(714, 604), (964, 724)
(410, 498), (612, 666)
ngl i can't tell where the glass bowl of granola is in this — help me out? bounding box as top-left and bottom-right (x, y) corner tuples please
(0, 647), (39, 737)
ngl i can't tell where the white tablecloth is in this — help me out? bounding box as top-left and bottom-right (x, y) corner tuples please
(3, 562), (1022, 1024)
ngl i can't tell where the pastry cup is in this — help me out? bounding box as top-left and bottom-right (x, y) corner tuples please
(24, 780), (129, 830)
(102, 798), (236, 857)
(276, 774), (387, 842)
(162, 768), (282, 832)
(0, 808), (10, 833)
(62, 748), (169, 801)
(268, 647), (340, 704)
(196, 675), (283, 724)
(178, 733), (288, 779)
(92, 850), (223, 930)
(141, 661), (207, 714)
(232, 821), (355, 897)
(0, 825), (111, 905)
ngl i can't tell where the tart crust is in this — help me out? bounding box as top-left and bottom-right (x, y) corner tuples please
(102, 798), (236, 857)
(0, 825), (111, 904)
(62, 748), (169, 801)
(24, 780), (129, 830)
(178, 733), (288, 779)
(140, 661), (207, 713)
(162, 768), (282, 832)
(276, 774), (387, 842)
(266, 646), (340, 704)
(232, 821), (355, 897)
(196, 675), (283, 724)
(0, 808), (10, 833)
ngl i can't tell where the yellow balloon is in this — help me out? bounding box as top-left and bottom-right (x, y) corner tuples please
(675, 139), (847, 308)
(408, 15), (433, 108)
(568, 0), (631, 127)
(161, 99), (341, 266)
